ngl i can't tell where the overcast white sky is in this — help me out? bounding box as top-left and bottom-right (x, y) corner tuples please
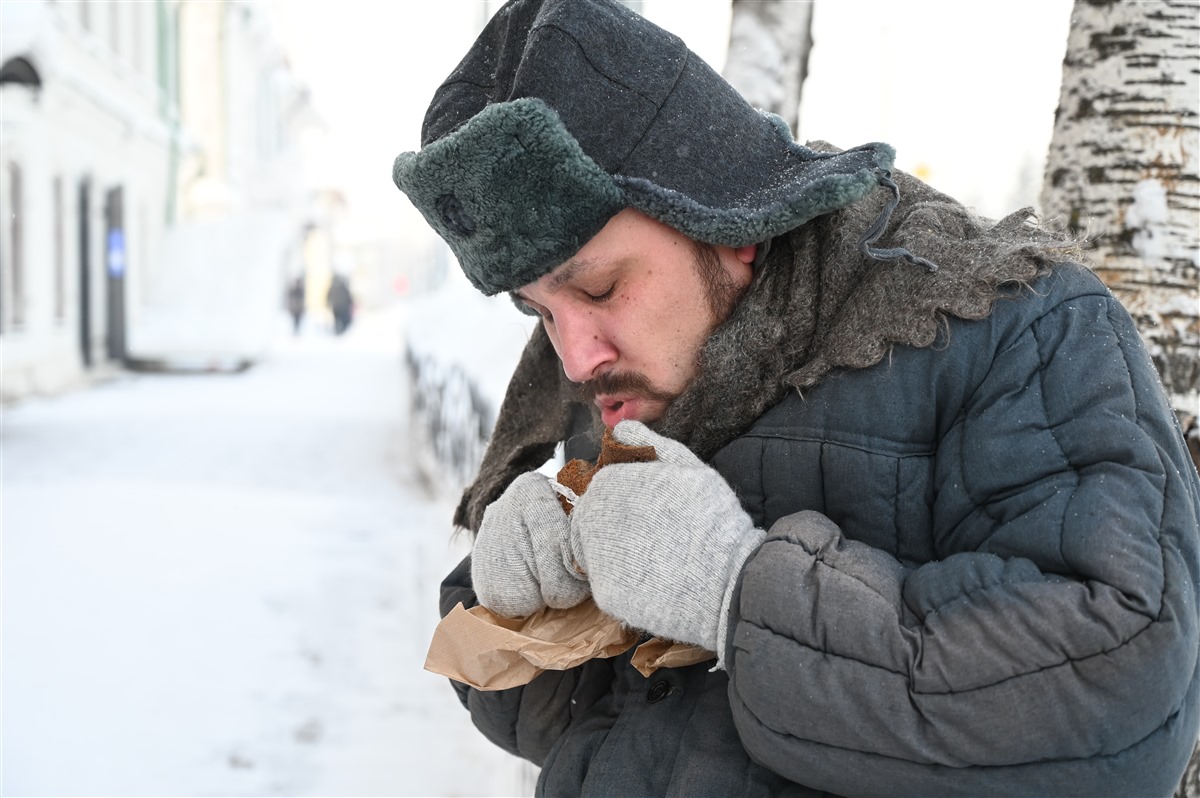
(802, 1), (1074, 216)
(271, 0), (1073, 251)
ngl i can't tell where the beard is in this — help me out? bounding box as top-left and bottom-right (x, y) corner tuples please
(569, 240), (749, 414)
(692, 239), (747, 321)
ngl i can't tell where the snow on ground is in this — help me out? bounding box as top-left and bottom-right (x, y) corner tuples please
(2, 304), (535, 797)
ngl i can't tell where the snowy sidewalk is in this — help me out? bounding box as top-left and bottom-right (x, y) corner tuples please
(2, 307), (533, 797)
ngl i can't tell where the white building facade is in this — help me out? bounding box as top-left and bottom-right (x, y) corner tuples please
(1, 0), (180, 400)
(1, 0), (316, 400)
(130, 0), (317, 365)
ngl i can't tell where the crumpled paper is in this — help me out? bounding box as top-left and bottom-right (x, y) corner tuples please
(424, 429), (714, 691)
(425, 599), (714, 690)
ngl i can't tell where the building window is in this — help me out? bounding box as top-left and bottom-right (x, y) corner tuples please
(157, 2), (179, 110)
(7, 162), (26, 330)
(132, 3), (144, 75)
(54, 176), (66, 322)
(109, 0), (120, 56)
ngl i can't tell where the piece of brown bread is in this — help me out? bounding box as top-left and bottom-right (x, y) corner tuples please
(555, 429), (657, 514)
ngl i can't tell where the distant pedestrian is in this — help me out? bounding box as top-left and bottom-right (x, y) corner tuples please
(327, 274), (354, 335)
(286, 276), (306, 335)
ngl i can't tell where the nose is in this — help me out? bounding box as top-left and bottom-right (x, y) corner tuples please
(552, 310), (617, 383)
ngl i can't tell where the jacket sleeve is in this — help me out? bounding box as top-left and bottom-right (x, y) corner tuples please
(723, 291), (1200, 796)
(440, 555), (614, 765)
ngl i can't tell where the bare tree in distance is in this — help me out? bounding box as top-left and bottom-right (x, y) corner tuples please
(1040, 0), (1200, 475)
(722, 0), (814, 134)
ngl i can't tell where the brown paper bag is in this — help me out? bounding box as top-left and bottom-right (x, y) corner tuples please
(426, 429), (713, 691)
(425, 600), (641, 690)
(629, 637), (716, 677)
(425, 599), (715, 690)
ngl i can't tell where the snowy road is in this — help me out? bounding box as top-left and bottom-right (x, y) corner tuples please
(2, 308), (532, 797)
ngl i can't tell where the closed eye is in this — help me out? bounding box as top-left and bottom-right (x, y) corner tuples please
(587, 285), (616, 303)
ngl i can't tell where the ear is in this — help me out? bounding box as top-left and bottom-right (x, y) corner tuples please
(734, 244), (757, 265)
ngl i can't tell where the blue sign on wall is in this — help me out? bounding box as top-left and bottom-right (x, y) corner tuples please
(106, 229), (126, 278)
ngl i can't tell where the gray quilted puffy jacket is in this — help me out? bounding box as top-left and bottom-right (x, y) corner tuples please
(440, 262), (1200, 797)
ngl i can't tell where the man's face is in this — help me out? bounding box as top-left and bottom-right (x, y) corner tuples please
(514, 209), (755, 427)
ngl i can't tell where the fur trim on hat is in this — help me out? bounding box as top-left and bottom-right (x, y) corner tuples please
(393, 99), (623, 296)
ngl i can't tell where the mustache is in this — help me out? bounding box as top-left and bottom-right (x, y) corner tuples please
(571, 371), (677, 404)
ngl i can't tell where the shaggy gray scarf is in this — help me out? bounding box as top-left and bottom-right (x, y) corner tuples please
(453, 166), (1082, 533)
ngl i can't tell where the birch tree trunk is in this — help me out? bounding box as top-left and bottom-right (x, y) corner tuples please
(722, 0), (814, 133)
(1041, 5), (1199, 792)
(1040, 0), (1200, 449)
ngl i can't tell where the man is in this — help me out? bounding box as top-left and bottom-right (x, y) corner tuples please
(392, 0), (1200, 795)
(327, 273), (353, 335)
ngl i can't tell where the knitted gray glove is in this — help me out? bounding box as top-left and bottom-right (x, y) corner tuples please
(471, 471), (590, 617)
(570, 421), (766, 661)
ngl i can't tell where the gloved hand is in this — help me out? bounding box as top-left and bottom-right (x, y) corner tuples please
(570, 421), (766, 661)
(471, 471), (590, 617)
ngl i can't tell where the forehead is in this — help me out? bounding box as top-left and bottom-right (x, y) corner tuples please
(519, 209), (687, 295)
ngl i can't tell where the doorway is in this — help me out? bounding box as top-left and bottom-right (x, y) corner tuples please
(78, 178), (92, 367)
(104, 185), (126, 362)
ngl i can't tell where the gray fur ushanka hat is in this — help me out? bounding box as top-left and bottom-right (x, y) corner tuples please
(393, 0), (903, 296)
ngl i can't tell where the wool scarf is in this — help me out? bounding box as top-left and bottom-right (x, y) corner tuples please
(454, 167), (1082, 533)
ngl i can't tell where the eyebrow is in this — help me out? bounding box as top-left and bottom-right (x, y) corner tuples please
(549, 256), (607, 292)
(514, 256), (607, 301)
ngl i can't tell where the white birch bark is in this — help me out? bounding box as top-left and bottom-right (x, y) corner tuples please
(1045, 7), (1200, 793)
(722, 0), (814, 133)
(1040, 0), (1200, 425)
